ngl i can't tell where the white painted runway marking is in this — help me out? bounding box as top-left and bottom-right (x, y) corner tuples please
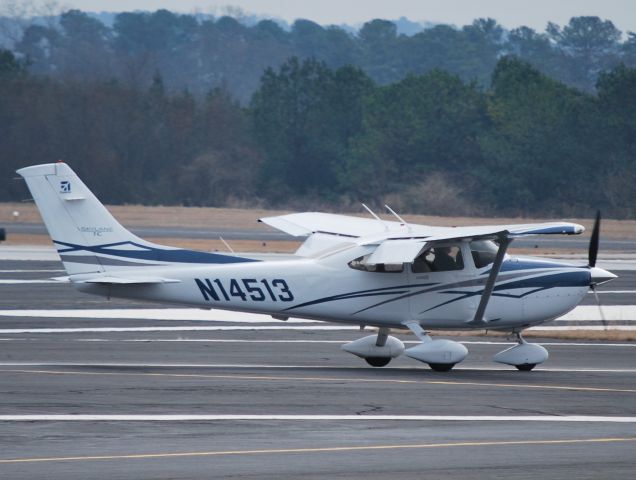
(0, 308), (320, 323)
(592, 291), (636, 294)
(0, 414), (633, 422)
(0, 362), (634, 373)
(0, 279), (60, 284)
(0, 326), (360, 334)
(557, 306), (636, 321)
(1, 305), (635, 322)
(0, 246), (60, 261)
(8, 338), (631, 348)
(0, 270), (64, 273)
(1, 325), (636, 334)
(529, 326), (636, 331)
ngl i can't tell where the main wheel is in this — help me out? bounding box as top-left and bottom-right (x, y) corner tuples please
(428, 363), (455, 372)
(515, 363), (536, 371)
(365, 357), (391, 367)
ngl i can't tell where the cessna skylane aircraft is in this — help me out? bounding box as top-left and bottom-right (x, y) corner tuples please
(18, 162), (617, 371)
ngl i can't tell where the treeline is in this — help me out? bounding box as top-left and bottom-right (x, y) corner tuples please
(1, 51), (634, 218)
(5, 10), (636, 101)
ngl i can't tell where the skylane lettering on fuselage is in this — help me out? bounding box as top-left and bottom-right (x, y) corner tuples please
(195, 278), (294, 303)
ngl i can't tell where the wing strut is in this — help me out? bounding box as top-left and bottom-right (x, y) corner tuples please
(469, 233), (510, 326)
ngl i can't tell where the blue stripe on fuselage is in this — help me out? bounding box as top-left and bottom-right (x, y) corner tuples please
(484, 259), (577, 274)
(494, 270), (590, 291)
(53, 240), (258, 264)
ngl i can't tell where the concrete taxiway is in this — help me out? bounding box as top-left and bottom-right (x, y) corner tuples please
(0, 258), (635, 479)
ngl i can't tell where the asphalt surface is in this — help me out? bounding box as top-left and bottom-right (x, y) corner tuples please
(0, 259), (635, 479)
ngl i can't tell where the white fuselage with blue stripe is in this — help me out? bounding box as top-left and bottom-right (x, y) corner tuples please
(17, 162), (594, 333)
(72, 244), (589, 331)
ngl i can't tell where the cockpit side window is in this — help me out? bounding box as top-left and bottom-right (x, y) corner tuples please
(470, 240), (499, 269)
(412, 245), (464, 273)
(348, 255), (404, 273)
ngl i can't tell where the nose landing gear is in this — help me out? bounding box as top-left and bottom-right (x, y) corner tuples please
(493, 331), (548, 371)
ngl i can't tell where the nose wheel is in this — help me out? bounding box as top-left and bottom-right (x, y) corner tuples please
(428, 363), (456, 372)
(515, 363), (536, 371)
(365, 357), (392, 367)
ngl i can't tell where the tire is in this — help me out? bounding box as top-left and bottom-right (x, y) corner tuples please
(365, 357), (391, 367)
(428, 363), (455, 372)
(516, 363), (536, 371)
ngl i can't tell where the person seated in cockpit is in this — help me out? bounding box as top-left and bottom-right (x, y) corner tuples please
(432, 246), (459, 271)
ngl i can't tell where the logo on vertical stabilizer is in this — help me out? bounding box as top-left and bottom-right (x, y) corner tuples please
(60, 181), (71, 193)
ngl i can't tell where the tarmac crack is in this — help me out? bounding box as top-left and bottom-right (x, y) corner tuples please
(485, 405), (561, 416)
(355, 404), (383, 415)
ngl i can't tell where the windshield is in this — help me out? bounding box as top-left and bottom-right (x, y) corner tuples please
(470, 240), (499, 268)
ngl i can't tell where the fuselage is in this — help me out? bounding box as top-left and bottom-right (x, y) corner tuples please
(75, 243), (590, 331)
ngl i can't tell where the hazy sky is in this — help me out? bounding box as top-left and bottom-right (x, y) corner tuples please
(47, 0), (636, 33)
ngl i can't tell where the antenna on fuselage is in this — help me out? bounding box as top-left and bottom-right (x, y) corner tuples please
(219, 236), (235, 254)
(384, 204), (412, 233)
(361, 203), (389, 231)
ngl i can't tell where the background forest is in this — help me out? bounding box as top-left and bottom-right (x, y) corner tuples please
(0, 9), (635, 217)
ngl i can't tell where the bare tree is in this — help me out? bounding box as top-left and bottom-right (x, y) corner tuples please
(0, 0), (65, 48)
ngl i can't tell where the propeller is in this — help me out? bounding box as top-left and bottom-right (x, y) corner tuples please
(588, 210), (600, 268)
(591, 287), (607, 330)
(587, 211), (607, 330)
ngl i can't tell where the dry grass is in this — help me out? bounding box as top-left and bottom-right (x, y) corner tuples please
(2, 202), (634, 256)
(1, 202), (634, 238)
(2, 233), (301, 253)
(0, 202), (292, 229)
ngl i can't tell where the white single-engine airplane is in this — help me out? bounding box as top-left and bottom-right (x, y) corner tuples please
(18, 162), (617, 371)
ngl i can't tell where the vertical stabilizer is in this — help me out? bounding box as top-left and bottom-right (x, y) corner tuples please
(17, 162), (257, 276)
(17, 162), (153, 275)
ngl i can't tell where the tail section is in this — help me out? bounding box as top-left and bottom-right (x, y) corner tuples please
(17, 162), (255, 275)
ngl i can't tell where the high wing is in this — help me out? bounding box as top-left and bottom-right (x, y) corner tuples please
(260, 211), (584, 263)
(260, 212), (584, 240)
(259, 212), (397, 238)
(262, 212), (585, 327)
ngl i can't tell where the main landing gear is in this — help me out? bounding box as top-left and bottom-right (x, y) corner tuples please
(492, 331), (549, 371)
(341, 328), (405, 367)
(403, 322), (468, 372)
(342, 326), (547, 372)
(341, 324), (469, 371)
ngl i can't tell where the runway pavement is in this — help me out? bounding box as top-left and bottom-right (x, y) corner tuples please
(0, 257), (635, 479)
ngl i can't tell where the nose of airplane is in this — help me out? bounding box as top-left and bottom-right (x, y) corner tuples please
(589, 266), (617, 285)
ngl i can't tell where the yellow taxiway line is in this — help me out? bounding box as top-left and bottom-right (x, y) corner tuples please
(1, 368), (635, 394)
(1, 437), (634, 464)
